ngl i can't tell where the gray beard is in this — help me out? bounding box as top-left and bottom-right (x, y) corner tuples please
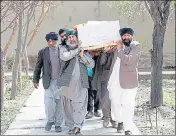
(66, 41), (77, 50)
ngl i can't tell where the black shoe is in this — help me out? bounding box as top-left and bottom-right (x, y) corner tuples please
(45, 122), (54, 131)
(85, 111), (93, 119)
(94, 111), (101, 117)
(101, 116), (106, 120)
(117, 122), (124, 133)
(125, 130), (132, 135)
(55, 126), (62, 132)
(75, 130), (82, 135)
(74, 127), (82, 135)
(68, 129), (75, 135)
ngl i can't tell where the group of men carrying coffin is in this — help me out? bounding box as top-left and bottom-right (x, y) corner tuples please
(33, 24), (140, 135)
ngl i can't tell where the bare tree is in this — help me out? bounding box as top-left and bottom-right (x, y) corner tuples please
(105, 1), (175, 107)
(9, 1), (60, 99)
(10, 1), (24, 99)
(1, 1), (32, 34)
(1, 48), (6, 111)
(1, 1), (61, 99)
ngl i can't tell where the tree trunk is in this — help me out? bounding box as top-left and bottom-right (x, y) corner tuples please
(17, 55), (22, 91)
(1, 49), (6, 112)
(151, 23), (166, 107)
(24, 48), (29, 77)
(10, 4), (23, 99)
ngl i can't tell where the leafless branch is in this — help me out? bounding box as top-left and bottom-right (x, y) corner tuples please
(1, 15), (18, 34)
(1, 1), (35, 34)
(4, 19), (18, 54)
(2, 11), (16, 21)
(1, 1), (10, 11)
(163, 1), (172, 13)
(144, 1), (155, 22)
(163, 2), (171, 24)
(1, 3), (13, 21)
(147, 1), (159, 23)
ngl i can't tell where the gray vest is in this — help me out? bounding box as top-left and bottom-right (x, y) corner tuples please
(58, 57), (89, 88)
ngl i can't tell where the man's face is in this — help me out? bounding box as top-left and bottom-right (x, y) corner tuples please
(66, 35), (78, 49)
(60, 31), (66, 42)
(47, 39), (57, 47)
(121, 33), (133, 46)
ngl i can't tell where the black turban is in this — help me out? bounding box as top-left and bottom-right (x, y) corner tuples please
(119, 27), (134, 37)
(45, 32), (58, 41)
(58, 28), (67, 35)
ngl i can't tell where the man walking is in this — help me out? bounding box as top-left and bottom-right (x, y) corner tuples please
(33, 32), (63, 132)
(92, 50), (117, 128)
(105, 27), (140, 135)
(58, 29), (95, 135)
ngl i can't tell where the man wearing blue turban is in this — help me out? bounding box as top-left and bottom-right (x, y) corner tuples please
(33, 32), (63, 132)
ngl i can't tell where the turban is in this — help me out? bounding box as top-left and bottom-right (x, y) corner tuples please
(58, 28), (67, 35)
(45, 32), (58, 41)
(65, 29), (77, 39)
(119, 27), (134, 37)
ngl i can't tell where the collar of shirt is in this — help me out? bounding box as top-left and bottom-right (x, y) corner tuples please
(49, 44), (58, 51)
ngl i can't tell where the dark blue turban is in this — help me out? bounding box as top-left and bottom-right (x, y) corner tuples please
(119, 27), (134, 37)
(45, 32), (58, 41)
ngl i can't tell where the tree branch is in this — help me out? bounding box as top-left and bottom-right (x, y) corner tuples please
(144, 1), (155, 21)
(4, 19), (18, 54)
(147, 1), (160, 23)
(1, 1), (10, 11)
(1, 1), (33, 34)
(1, 3), (13, 21)
(2, 11), (16, 21)
(28, 1), (46, 36)
(27, 7), (49, 47)
(163, 1), (171, 13)
(1, 15), (18, 34)
(163, 1), (171, 25)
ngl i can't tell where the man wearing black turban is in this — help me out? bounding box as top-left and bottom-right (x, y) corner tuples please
(103, 26), (140, 135)
(33, 32), (63, 132)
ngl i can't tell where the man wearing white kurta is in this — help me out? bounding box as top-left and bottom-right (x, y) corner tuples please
(104, 27), (140, 135)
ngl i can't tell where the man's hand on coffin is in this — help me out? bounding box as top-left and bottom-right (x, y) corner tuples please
(103, 45), (113, 52)
(77, 40), (82, 48)
(79, 49), (84, 58)
(113, 40), (123, 50)
(109, 45), (117, 52)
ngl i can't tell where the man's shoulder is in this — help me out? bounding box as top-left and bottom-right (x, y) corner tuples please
(39, 47), (48, 52)
(130, 41), (140, 49)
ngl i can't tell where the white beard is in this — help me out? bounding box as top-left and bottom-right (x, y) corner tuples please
(66, 41), (78, 50)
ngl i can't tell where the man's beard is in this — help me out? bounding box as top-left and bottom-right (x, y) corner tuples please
(66, 41), (78, 50)
(122, 38), (132, 47)
(61, 40), (66, 45)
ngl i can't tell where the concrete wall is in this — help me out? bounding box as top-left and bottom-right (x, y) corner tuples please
(1, 1), (175, 57)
